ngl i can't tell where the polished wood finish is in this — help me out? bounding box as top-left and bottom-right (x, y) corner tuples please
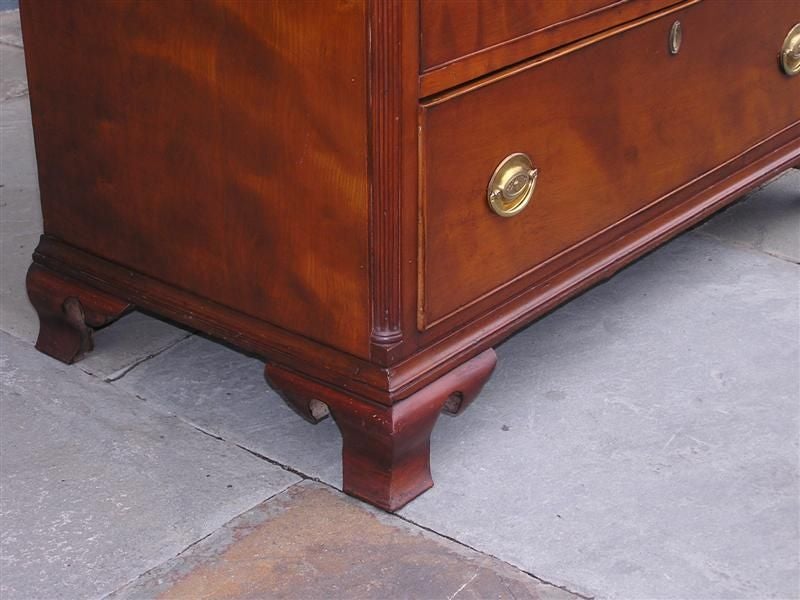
(422, 0), (616, 68)
(370, 0), (404, 348)
(26, 263), (132, 364)
(266, 349), (496, 511)
(420, 0), (800, 329)
(21, 0), (371, 357)
(419, 0), (679, 96)
(22, 0), (800, 510)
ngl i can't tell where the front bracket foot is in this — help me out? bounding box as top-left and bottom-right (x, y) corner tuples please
(265, 349), (497, 511)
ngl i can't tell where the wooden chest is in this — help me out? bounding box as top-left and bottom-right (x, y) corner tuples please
(21, 0), (800, 510)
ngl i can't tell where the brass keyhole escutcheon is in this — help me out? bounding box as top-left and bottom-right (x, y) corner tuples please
(487, 153), (537, 217)
(780, 23), (800, 76)
(669, 20), (682, 55)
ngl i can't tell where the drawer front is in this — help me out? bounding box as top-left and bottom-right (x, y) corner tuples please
(419, 0), (800, 329)
(419, 0), (680, 95)
(422, 0), (614, 69)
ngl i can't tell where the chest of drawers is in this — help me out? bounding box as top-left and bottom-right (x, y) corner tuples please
(22, 0), (800, 510)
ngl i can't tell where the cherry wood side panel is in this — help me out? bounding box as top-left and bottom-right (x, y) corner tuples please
(21, 0), (371, 357)
(419, 0), (800, 330)
(419, 0), (679, 96)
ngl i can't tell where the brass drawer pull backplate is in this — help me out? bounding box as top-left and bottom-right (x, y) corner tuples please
(487, 153), (538, 217)
(781, 23), (800, 76)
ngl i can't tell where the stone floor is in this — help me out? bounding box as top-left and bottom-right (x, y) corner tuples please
(1, 9), (798, 600)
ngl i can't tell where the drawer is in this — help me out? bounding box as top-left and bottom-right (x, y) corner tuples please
(419, 0), (680, 95)
(422, 0), (615, 68)
(419, 0), (800, 330)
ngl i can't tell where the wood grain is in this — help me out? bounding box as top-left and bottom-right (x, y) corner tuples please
(369, 0), (404, 347)
(419, 0), (679, 96)
(21, 0), (372, 357)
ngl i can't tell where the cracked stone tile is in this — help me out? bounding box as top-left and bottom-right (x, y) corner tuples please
(0, 331), (300, 600)
(111, 481), (579, 600)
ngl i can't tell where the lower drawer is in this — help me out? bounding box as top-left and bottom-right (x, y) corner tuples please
(419, 0), (800, 330)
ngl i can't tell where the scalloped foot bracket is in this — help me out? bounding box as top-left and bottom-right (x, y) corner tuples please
(26, 263), (133, 364)
(265, 349), (497, 511)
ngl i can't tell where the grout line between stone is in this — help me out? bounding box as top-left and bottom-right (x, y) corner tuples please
(181, 418), (316, 483)
(96, 332), (196, 383)
(98, 529), (216, 600)
(392, 511), (596, 600)
(99, 479), (302, 600)
(116, 391), (315, 485)
(690, 230), (800, 266)
(0, 326), (33, 345)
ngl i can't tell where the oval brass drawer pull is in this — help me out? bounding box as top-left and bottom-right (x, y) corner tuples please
(781, 23), (800, 76)
(487, 153), (537, 217)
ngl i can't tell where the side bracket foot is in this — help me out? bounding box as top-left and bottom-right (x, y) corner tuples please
(26, 263), (133, 364)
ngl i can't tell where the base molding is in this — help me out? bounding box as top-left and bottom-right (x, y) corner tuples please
(265, 349), (497, 510)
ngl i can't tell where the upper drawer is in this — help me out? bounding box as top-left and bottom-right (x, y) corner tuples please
(419, 0), (800, 331)
(420, 0), (680, 95)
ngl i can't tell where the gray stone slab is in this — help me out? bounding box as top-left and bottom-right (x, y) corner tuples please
(0, 10), (21, 44)
(0, 12), (26, 102)
(0, 332), (300, 600)
(0, 185), (41, 343)
(113, 335), (344, 486)
(0, 12), (40, 343)
(0, 97), (37, 189)
(698, 170), (800, 263)
(400, 233), (799, 599)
